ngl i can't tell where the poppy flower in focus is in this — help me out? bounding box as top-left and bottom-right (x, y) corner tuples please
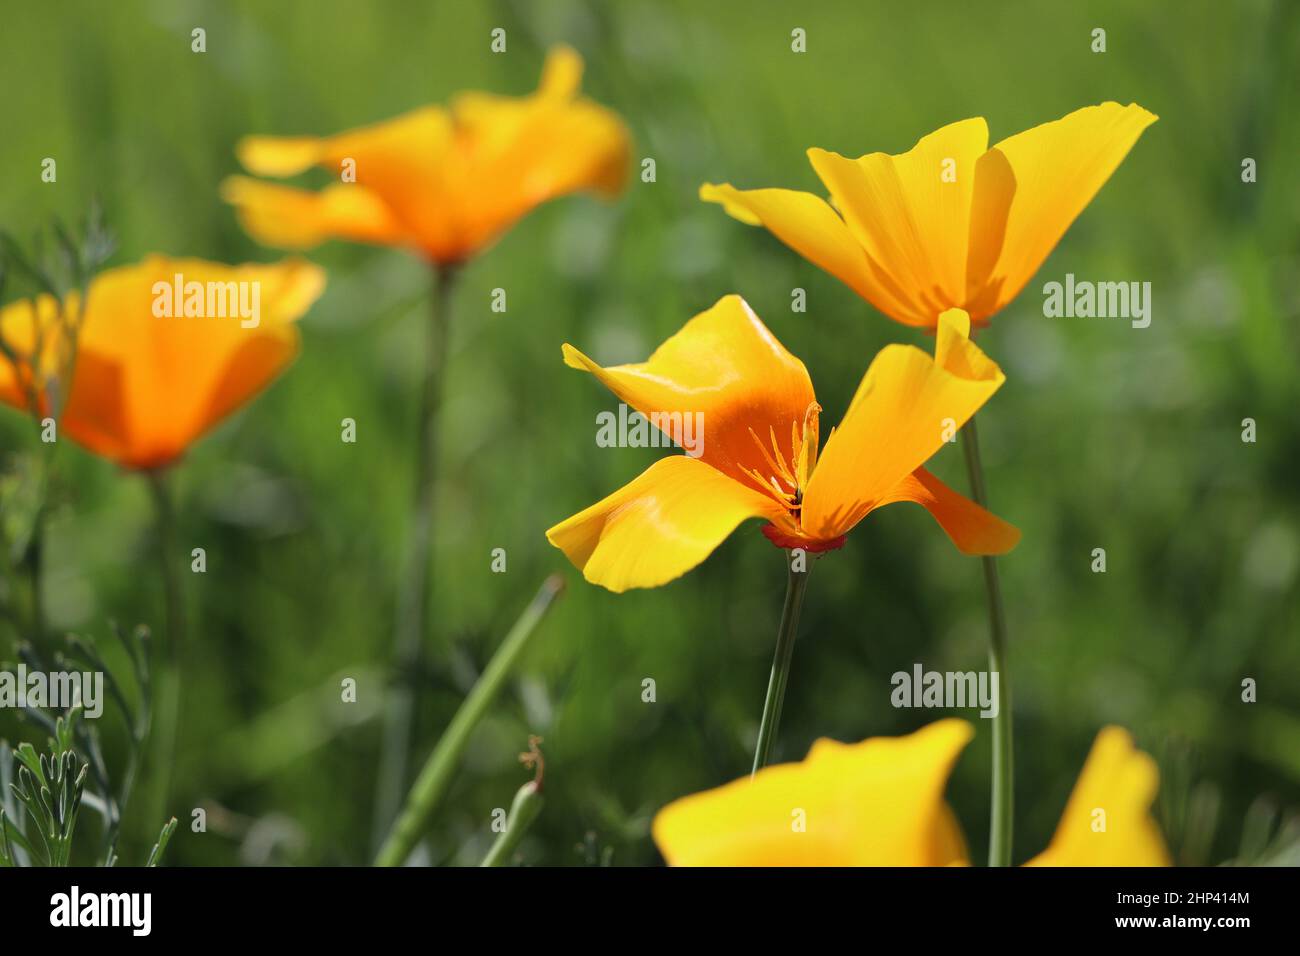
(221, 45), (631, 266)
(652, 719), (1170, 866)
(546, 298), (1018, 593)
(0, 255), (324, 470)
(702, 103), (1156, 328)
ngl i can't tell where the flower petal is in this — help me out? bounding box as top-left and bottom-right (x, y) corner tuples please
(57, 351), (132, 463)
(652, 720), (974, 866)
(0, 295), (58, 410)
(806, 117), (990, 324)
(448, 85), (631, 256)
(801, 309), (1004, 540)
(1026, 727), (1170, 867)
(546, 455), (784, 593)
(221, 177), (411, 251)
(970, 103), (1157, 316)
(235, 135), (328, 178)
(874, 466), (1020, 556)
(698, 183), (914, 319)
(561, 295), (816, 493)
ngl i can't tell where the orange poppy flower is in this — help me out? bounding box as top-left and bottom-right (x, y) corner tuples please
(221, 45), (631, 266)
(652, 719), (1169, 866)
(702, 103), (1156, 328)
(546, 298), (1018, 592)
(0, 255), (324, 470)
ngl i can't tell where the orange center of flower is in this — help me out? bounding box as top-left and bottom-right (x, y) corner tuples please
(741, 401), (823, 513)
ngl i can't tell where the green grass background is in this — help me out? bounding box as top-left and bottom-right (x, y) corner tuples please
(0, 0), (1297, 865)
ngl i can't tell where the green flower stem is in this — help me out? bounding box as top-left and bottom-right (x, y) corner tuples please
(371, 265), (458, 851)
(752, 560), (812, 775)
(374, 574), (564, 867)
(23, 448), (53, 645)
(479, 780), (544, 867)
(960, 415), (1013, 867)
(144, 468), (185, 832)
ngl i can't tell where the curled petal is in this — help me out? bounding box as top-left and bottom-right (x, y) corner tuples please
(874, 467), (1020, 556)
(560, 295), (816, 493)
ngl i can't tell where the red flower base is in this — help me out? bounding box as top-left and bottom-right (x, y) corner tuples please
(761, 523), (846, 553)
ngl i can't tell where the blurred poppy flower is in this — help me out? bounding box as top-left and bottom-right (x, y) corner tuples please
(546, 298), (1018, 593)
(652, 720), (1170, 866)
(221, 45), (631, 265)
(702, 103), (1156, 328)
(0, 255), (324, 470)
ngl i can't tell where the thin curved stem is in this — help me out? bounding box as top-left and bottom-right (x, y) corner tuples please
(961, 415), (1013, 867)
(752, 560), (812, 775)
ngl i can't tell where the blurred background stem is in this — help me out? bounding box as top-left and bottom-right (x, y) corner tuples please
(22, 506), (44, 644)
(961, 415), (1013, 867)
(19, 430), (55, 647)
(375, 574), (563, 867)
(144, 468), (185, 834)
(751, 561), (811, 775)
(371, 265), (459, 852)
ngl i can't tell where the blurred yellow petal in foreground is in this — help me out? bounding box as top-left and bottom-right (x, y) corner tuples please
(0, 255), (324, 470)
(653, 721), (1169, 866)
(223, 45), (631, 266)
(1025, 726), (1171, 866)
(654, 720), (974, 866)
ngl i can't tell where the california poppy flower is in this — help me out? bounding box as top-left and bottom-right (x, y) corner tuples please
(221, 45), (631, 266)
(0, 255), (324, 470)
(221, 46), (630, 842)
(702, 103), (1156, 329)
(653, 719), (1170, 866)
(546, 298), (1018, 593)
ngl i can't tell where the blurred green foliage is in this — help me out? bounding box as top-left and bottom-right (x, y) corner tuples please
(0, 0), (1296, 866)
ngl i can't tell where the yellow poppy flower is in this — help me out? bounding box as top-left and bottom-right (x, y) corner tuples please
(653, 720), (1170, 867)
(0, 255), (324, 470)
(702, 103), (1156, 328)
(546, 298), (1018, 593)
(221, 45), (631, 265)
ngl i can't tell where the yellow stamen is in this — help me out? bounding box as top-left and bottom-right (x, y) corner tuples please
(741, 464), (798, 506)
(797, 401), (822, 490)
(747, 427), (794, 491)
(767, 426), (797, 487)
(746, 404), (823, 512)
